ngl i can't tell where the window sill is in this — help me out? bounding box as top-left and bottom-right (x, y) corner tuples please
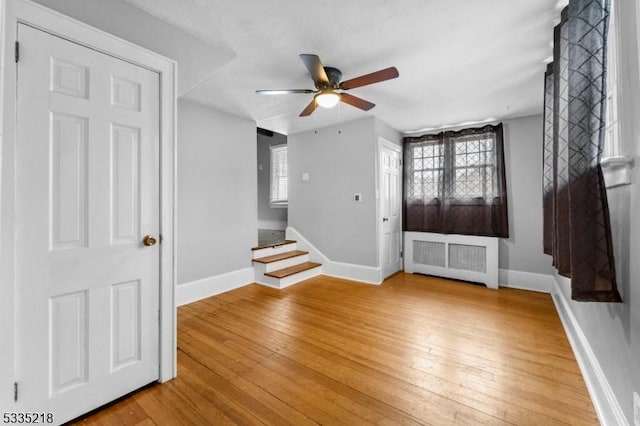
(269, 202), (288, 209)
(601, 156), (634, 188)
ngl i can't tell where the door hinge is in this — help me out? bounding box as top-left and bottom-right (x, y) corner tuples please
(14, 382), (18, 402)
(400, 250), (403, 258)
(15, 41), (19, 63)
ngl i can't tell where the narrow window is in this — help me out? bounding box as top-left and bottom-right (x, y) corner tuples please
(603, 0), (620, 159)
(270, 144), (287, 207)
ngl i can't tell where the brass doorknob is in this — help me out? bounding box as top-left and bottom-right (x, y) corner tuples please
(142, 235), (157, 246)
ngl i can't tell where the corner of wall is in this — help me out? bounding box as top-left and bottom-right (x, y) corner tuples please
(176, 267), (255, 306)
(286, 227), (382, 285)
(550, 274), (629, 426)
(498, 269), (552, 293)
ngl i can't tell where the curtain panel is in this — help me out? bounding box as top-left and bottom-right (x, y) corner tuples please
(542, 0), (621, 302)
(403, 124), (508, 238)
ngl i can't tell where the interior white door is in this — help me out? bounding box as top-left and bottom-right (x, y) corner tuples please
(380, 144), (402, 279)
(15, 24), (160, 424)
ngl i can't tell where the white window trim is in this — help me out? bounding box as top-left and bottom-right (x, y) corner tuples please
(601, 156), (634, 188)
(269, 144), (288, 207)
(602, 0), (634, 188)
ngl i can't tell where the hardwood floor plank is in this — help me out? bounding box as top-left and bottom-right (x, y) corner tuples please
(208, 286), (590, 402)
(223, 297), (591, 424)
(180, 324), (424, 424)
(72, 273), (598, 425)
(178, 333), (319, 426)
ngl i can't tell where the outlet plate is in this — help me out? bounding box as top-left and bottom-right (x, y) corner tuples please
(634, 392), (640, 426)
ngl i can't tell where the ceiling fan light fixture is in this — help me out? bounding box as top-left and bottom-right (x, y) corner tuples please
(315, 91), (341, 108)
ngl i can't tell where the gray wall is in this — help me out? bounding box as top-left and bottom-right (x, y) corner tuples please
(375, 118), (403, 147)
(289, 117), (378, 266)
(501, 115), (553, 275)
(31, 0), (234, 96)
(405, 116), (552, 275)
(257, 131), (287, 227)
(288, 116), (401, 267)
(555, 0), (640, 422)
(289, 114), (544, 273)
(177, 99), (257, 284)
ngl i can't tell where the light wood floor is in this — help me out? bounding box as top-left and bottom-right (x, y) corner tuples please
(71, 273), (598, 425)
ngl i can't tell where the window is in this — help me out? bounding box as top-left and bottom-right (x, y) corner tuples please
(408, 132), (498, 202)
(403, 124), (508, 238)
(603, 0), (620, 159)
(269, 144), (287, 207)
(410, 142), (443, 200)
(452, 136), (496, 199)
(601, 0), (633, 188)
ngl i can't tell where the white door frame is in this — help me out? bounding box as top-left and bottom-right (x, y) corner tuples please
(376, 137), (403, 281)
(0, 0), (177, 410)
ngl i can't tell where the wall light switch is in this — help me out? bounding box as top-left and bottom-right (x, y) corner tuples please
(302, 173), (310, 181)
(354, 193), (362, 202)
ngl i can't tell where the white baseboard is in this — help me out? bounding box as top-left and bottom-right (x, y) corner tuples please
(176, 267), (254, 306)
(286, 227), (382, 284)
(258, 220), (287, 231)
(498, 269), (552, 293)
(551, 274), (629, 426)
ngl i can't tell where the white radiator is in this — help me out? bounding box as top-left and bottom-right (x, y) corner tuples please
(404, 231), (499, 289)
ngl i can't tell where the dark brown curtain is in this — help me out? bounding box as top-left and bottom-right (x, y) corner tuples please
(403, 124), (508, 238)
(542, 0), (621, 302)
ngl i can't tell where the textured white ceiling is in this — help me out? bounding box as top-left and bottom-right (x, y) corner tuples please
(125, 0), (561, 135)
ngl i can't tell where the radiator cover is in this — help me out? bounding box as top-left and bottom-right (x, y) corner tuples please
(404, 232), (499, 288)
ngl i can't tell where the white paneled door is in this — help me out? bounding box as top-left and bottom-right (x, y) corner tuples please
(15, 24), (160, 423)
(380, 143), (402, 279)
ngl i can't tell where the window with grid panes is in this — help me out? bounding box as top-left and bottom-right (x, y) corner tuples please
(408, 134), (496, 202)
(403, 123), (508, 237)
(452, 135), (496, 199)
(411, 142), (443, 200)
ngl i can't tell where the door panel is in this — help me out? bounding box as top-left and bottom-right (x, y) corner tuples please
(50, 113), (89, 250)
(111, 280), (142, 370)
(380, 145), (402, 279)
(15, 24), (160, 424)
(50, 292), (88, 394)
(111, 124), (141, 244)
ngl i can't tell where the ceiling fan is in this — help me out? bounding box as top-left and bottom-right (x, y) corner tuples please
(256, 54), (399, 117)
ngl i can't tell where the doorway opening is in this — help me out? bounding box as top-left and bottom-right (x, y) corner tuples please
(257, 127), (288, 245)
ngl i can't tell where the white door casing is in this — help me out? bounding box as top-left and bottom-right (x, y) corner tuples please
(14, 23), (160, 423)
(379, 140), (402, 279)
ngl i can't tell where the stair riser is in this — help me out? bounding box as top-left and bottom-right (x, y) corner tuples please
(254, 254), (310, 274)
(252, 243), (297, 259)
(256, 266), (321, 289)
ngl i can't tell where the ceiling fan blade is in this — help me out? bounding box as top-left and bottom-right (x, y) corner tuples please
(299, 54), (329, 87)
(339, 67), (399, 90)
(256, 89), (315, 95)
(340, 93), (375, 111)
(299, 99), (318, 117)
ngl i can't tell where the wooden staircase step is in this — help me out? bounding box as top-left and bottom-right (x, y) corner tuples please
(251, 240), (296, 251)
(264, 262), (322, 279)
(253, 250), (308, 264)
